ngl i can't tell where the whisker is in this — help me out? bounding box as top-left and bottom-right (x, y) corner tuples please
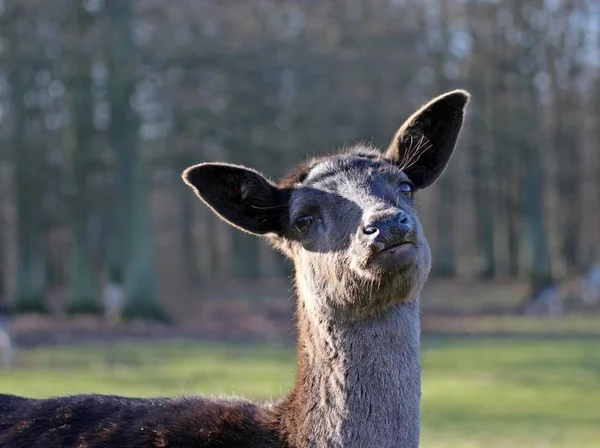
(249, 204), (287, 210)
(402, 136), (427, 169)
(403, 141), (433, 171)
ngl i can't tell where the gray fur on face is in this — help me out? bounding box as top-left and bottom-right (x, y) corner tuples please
(274, 149), (431, 318)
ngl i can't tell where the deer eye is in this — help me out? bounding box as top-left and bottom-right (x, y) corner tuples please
(293, 215), (314, 234)
(399, 182), (413, 197)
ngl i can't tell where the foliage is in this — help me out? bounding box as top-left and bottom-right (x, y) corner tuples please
(0, 0), (599, 313)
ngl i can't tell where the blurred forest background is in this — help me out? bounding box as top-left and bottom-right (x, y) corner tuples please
(0, 0), (599, 322)
(0, 2), (599, 446)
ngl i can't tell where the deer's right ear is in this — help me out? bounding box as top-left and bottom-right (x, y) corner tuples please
(182, 163), (288, 236)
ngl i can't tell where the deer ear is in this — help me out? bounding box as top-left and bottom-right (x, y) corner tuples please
(385, 90), (470, 189)
(182, 163), (288, 235)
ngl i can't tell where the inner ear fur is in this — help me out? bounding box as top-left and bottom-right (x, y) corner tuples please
(385, 89), (470, 189)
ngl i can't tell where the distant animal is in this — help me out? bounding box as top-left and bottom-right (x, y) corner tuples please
(0, 90), (470, 447)
(101, 267), (125, 324)
(0, 305), (14, 370)
(101, 281), (125, 324)
(522, 279), (564, 317)
(579, 263), (600, 306)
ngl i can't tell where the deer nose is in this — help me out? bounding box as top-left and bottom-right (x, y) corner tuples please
(360, 209), (414, 245)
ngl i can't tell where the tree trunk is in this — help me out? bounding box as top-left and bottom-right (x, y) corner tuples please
(6, 4), (47, 313)
(106, 0), (165, 320)
(66, 1), (100, 314)
(512, 0), (552, 284)
(431, 0), (456, 277)
(122, 162), (166, 321)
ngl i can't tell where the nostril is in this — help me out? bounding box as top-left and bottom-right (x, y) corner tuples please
(398, 211), (410, 225)
(362, 224), (379, 236)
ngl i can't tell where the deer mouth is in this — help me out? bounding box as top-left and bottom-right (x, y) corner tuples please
(380, 241), (415, 254)
(370, 240), (418, 271)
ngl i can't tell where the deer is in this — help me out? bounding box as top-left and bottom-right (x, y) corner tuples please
(0, 90), (470, 448)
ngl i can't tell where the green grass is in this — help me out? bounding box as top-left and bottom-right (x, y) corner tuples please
(420, 337), (600, 448)
(1, 337), (599, 448)
(423, 314), (600, 336)
(1, 342), (296, 400)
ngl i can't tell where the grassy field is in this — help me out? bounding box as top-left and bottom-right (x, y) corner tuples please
(1, 336), (598, 448)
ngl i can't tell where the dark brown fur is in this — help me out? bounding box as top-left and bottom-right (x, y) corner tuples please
(0, 394), (284, 447)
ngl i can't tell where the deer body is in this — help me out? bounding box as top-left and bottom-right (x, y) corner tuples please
(0, 90), (470, 448)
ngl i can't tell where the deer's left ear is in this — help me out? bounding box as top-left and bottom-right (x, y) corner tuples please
(385, 90), (470, 189)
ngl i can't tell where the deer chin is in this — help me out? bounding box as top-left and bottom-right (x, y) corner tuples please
(345, 243), (430, 312)
(374, 242), (419, 270)
(339, 263), (424, 311)
(341, 276), (422, 317)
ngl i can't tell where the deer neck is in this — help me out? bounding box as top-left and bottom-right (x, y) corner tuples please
(276, 283), (422, 448)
